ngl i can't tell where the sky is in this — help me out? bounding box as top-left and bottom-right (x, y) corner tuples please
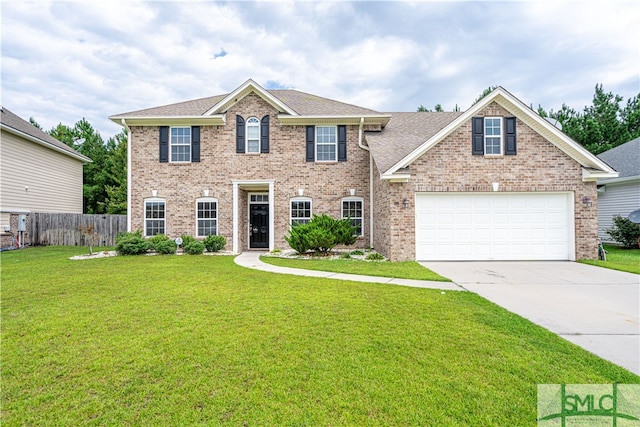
(2, 1), (639, 140)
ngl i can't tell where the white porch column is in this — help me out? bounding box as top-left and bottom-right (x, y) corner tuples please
(268, 181), (274, 251)
(232, 181), (239, 254)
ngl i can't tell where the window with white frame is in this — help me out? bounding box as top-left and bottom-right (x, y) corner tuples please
(342, 197), (363, 236)
(171, 127), (191, 162)
(290, 197), (312, 225)
(484, 117), (502, 155)
(145, 199), (166, 237)
(316, 126), (337, 162)
(246, 117), (260, 153)
(196, 198), (218, 237)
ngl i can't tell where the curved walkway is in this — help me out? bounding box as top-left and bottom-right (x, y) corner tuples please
(234, 251), (465, 291)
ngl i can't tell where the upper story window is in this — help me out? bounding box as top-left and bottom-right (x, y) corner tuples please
(159, 126), (200, 163)
(145, 198), (166, 237)
(171, 127), (192, 162)
(316, 126), (337, 162)
(341, 197), (363, 237)
(471, 116), (517, 156)
(290, 197), (312, 226)
(484, 118), (502, 155)
(196, 197), (218, 237)
(246, 117), (260, 153)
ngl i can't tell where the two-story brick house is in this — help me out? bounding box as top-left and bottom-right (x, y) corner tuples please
(110, 79), (616, 261)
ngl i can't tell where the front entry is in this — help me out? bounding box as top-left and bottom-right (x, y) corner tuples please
(249, 203), (269, 249)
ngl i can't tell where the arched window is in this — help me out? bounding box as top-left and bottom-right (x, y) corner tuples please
(246, 117), (260, 153)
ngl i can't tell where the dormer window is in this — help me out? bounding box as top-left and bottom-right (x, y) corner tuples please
(246, 117), (260, 153)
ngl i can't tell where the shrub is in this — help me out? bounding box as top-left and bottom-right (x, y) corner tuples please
(154, 239), (177, 255)
(115, 230), (150, 255)
(180, 234), (196, 248)
(350, 250), (364, 256)
(284, 214), (358, 255)
(607, 215), (640, 249)
(148, 234), (170, 250)
(340, 252), (351, 259)
(365, 252), (385, 261)
(203, 235), (226, 252)
(183, 240), (205, 255)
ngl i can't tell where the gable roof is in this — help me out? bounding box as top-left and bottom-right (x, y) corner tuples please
(596, 137), (640, 181)
(110, 79), (390, 127)
(372, 87), (617, 181)
(1, 106), (91, 163)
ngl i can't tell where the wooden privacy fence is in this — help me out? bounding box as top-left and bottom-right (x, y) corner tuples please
(29, 213), (127, 247)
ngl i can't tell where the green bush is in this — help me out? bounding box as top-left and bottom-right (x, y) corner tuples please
(148, 234), (170, 250)
(340, 252), (351, 259)
(203, 235), (226, 252)
(180, 234), (196, 248)
(115, 230), (150, 255)
(284, 214), (358, 255)
(183, 240), (205, 255)
(607, 215), (640, 249)
(365, 252), (385, 261)
(154, 239), (177, 255)
(350, 250), (364, 256)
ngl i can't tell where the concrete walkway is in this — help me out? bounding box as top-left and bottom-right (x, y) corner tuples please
(234, 251), (465, 291)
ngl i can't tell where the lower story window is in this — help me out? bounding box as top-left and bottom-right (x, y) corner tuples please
(291, 198), (312, 225)
(145, 200), (165, 236)
(197, 199), (218, 237)
(342, 198), (363, 236)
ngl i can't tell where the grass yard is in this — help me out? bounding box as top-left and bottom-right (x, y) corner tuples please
(260, 255), (450, 281)
(2, 247), (638, 426)
(579, 244), (640, 274)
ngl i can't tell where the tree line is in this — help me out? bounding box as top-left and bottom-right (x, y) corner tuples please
(31, 83), (638, 214)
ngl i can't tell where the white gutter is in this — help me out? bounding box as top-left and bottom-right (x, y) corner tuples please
(356, 117), (374, 249)
(121, 119), (132, 232)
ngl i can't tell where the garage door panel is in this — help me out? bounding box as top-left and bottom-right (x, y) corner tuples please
(416, 193), (572, 261)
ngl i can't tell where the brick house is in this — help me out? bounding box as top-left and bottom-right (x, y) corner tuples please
(110, 79), (616, 261)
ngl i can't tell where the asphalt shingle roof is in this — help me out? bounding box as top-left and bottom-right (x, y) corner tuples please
(1, 106), (91, 162)
(365, 111), (463, 174)
(597, 137), (640, 179)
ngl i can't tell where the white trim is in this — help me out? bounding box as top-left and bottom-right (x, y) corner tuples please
(383, 87), (618, 178)
(315, 125), (337, 162)
(231, 180), (275, 253)
(247, 192), (269, 249)
(246, 117), (261, 154)
(122, 119), (132, 232)
(483, 116), (503, 156)
(109, 115), (225, 127)
(143, 197), (166, 237)
(232, 183), (239, 254)
(269, 182), (274, 251)
(169, 126), (191, 163)
(290, 196), (312, 225)
(204, 79), (297, 116)
(341, 196), (364, 237)
(278, 115), (391, 126)
(195, 197), (218, 237)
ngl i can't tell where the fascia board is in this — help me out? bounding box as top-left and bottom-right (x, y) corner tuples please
(1, 124), (92, 163)
(380, 173), (411, 182)
(385, 87), (618, 176)
(278, 115), (391, 126)
(109, 115), (226, 126)
(582, 167), (619, 181)
(203, 79), (297, 116)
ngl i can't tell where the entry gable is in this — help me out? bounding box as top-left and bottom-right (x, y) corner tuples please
(381, 87), (617, 182)
(204, 79), (297, 116)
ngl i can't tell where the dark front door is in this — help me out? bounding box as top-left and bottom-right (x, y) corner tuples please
(249, 204), (269, 249)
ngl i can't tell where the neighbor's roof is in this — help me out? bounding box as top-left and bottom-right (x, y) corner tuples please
(365, 111), (463, 175)
(0, 106), (91, 163)
(111, 89), (382, 118)
(597, 137), (640, 180)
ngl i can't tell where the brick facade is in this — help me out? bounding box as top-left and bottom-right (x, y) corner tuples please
(371, 102), (598, 261)
(130, 94), (374, 251)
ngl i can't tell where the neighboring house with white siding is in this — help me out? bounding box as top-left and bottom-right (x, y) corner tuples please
(596, 137), (640, 243)
(0, 106), (91, 247)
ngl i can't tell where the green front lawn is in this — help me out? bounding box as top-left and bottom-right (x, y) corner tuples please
(579, 244), (640, 274)
(2, 247), (638, 426)
(261, 255), (451, 281)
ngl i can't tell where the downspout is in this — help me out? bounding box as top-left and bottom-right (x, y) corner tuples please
(121, 119), (132, 232)
(357, 117), (374, 249)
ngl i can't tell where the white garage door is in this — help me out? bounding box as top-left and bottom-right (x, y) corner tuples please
(415, 193), (573, 261)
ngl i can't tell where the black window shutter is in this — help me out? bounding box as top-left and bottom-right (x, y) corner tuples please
(191, 126), (200, 162)
(159, 126), (169, 162)
(261, 115), (270, 153)
(305, 126), (315, 162)
(472, 117), (484, 155)
(504, 117), (517, 155)
(236, 115), (245, 153)
(338, 125), (347, 161)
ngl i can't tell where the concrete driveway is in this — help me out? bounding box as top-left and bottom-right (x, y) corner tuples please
(420, 261), (640, 375)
